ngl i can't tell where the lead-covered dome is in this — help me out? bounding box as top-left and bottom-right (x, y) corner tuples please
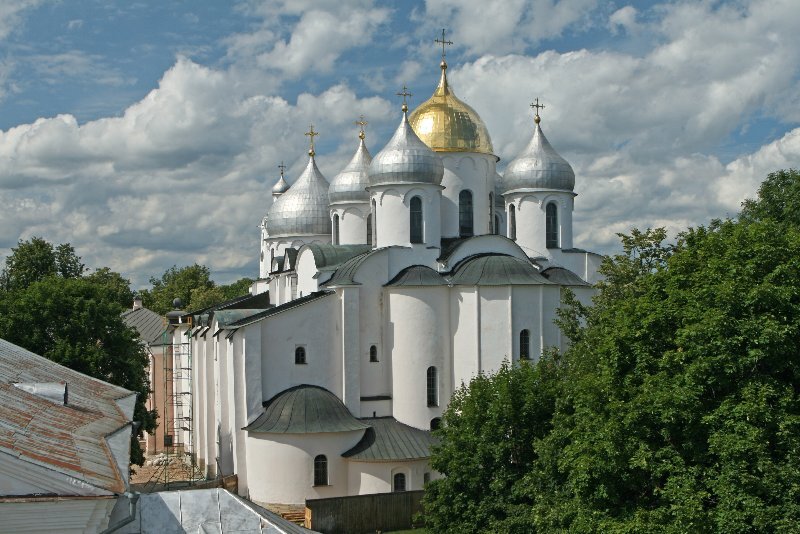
(409, 63), (494, 155)
(266, 154), (331, 237)
(329, 136), (372, 204)
(272, 174), (290, 195)
(368, 109), (444, 186)
(503, 118), (575, 193)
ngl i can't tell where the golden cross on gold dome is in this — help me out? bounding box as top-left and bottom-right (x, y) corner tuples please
(277, 161), (286, 177)
(396, 85), (412, 112)
(435, 28), (453, 63)
(355, 115), (368, 140)
(530, 98), (545, 123)
(305, 124), (319, 156)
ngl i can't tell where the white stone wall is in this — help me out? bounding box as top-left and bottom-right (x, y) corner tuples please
(439, 153), (497, 238)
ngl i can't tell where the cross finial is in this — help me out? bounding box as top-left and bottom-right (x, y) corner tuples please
(434, 28), (453, 65)
(530, 98), (545, 124)
(305, 124), (319, 156)
(355, 115), (368, 140)
(396, 85), (412, 113)
(278, 161), (286, 177)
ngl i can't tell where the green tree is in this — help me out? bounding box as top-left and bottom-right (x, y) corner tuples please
(0, 239), (156, 466)
(140, 264), (214, 314)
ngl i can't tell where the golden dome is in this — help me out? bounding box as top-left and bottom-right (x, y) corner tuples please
(409, 63), (494, 156)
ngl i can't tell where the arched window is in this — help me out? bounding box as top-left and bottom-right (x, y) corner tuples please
(295, 346), (306, 364)
(459, 190), (474, 237)
(313, 455), (327, 486)
(366, 213), (373, 246)
(410, 196), (423, 244)
(494, 214), (501, 235)
(427, 366), (438, 407)
(519, 330), (530, 360)
(369, 345), (378, 362)
(332, 214), (340, 245)
(488, 192), (494, 234)
(509, 204), (516, 240)
(546, 202), (558, 248)
(430, 417), (441, 430)
(393, 473), (406, 492)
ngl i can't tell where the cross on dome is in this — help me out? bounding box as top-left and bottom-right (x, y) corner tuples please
(278, 161), (286, 177)
(305, 124), (319, 156)
(434, 28), (453, 66)
(396, 85), (413, 112)
(530, 98), (545, 124)
(355, 115), (368, 140)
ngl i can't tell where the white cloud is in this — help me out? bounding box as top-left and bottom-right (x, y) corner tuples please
(609, 6), (637, 35)
(0, 0), (43, 41)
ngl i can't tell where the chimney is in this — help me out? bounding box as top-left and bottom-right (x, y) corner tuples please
(14, 382), (69, 405)
(133, 294), (143, 310)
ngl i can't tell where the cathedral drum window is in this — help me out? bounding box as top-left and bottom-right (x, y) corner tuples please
(369, 345), (378, 362)
(520, 330), (531, 360)
(410, 196), (424, 243)
(509, 204), (517, 240)
(313, 455), (328, 486)
(295, 346), (307, 365)
(546, 202), (559, 248)
(393, 472), (406, 492)
(427, 366), (438, 406)
(459, 189), (474, 237)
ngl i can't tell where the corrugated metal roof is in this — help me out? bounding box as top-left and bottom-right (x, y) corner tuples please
(385, 265), (446, 287)
(342, 417), (436, 461)
(540, 266), (590, 286)
(245, 385), (369, 434)
(447, 253), (552, 286)
(0, 338), (134, 494)
(121, 307), (166, 345)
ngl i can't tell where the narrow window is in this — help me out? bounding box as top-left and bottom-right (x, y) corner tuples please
(295, 346), (306, 365)
(459, 190), (474, 237)
(423, 472), (431, 485)
(393, 473), (406, 492)
(333, 214), (340, 245)
(509, 204), (516, 240)
(520, 330), (530, 360)
(369, 345), (378, 362)
(494, 215), (501, 236)
(488, 192), (494, 234)
(426, 366), (438, 407)
(546, 202), (558, 248)
(371, 199), (377, 245)
(430, 417), (441, 430)
(410, 196), (423, 244)
(314, 455), (327, 486)
(366, 213), (373, 246)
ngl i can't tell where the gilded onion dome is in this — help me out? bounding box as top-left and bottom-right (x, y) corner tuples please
(329, 136), (372, 204)
(503, 117), (575, 193)
(368, 106), (444, 186)
(267, 154), (332, 237)
(409, 62), (494, 155)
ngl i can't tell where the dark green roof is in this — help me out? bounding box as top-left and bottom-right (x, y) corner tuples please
(245, 385), (369, 434)
(386, 265), (446, 287)
(213, 309), (271, 328)
(225, 290), (334, 329)
(448, 254), (552, 286)
(304, 243), (372, 270)
(437, 234), (522, 264)
(342, 417), (436, 461)
(324, 250), (375, 286)
(540, 266), (590, 286)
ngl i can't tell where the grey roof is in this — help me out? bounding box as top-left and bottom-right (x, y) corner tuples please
(225, 290), (334, 329)
(272, 174), (290, 195)
(329, 138), (372, 204)
(448, 254), (552, 286)
(304, 243), (372, 271)
(503, 120), (575, 193)
(267, 155), (332, 238)
(121, 307), (166, 345)
(245, 385), (369, 434)
(323, 250), (375, 286)
(386, 265), (446, 287)
(213, 309), (271, 328)
(540, 266), (590, 286)
(0, 338), (134, 494)
(437, 234), (522, 264)
(368, 111), (444, 186)
(342, 417), (436, 461)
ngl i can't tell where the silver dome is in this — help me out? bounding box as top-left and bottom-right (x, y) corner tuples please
(267, 155), (332, 238)
(272, 175), (290, 195)
(368, 112), (444, 187)
(329, 138), (372, 204)
(503, 121), (575, 193)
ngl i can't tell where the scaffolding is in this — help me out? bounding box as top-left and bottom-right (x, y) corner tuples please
(145, 316), (203, 490)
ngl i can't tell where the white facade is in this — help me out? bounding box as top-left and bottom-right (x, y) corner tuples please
(178, 61), (603, 506)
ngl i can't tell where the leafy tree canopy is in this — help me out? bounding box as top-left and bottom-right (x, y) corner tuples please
(140, 263), (253, 314)
(0, 237), (85, 290)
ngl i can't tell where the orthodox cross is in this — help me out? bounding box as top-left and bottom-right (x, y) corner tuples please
(277, 161), (286, 177)
(435, 28), (453, 62)
(355, 115), (368, 140)
(305, 124), (319, 155)
(397, 85), (412, 112)
(530, 98), (545, 123)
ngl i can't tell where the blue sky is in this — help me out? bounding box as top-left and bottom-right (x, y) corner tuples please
(0, 0), (798, 287)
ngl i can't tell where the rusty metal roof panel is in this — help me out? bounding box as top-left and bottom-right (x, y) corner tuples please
(0, 338), (134, 495)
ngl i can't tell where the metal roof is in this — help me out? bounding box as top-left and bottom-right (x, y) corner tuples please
(342, 417), (436, 461)
(0, 338), (134, 494)
(385, 265), (446, 287)
(224, 291), (334, 329)
(502, 120), (575, 193)
(323, 250), (376, 286)
(368, 111), (444, 186)
(540, 266), (590, 286)
(245, 385), (369, 434)
(328, 137), (372, 204)
(121, 307), (166, 345)
(267, 155), (332, 238)
(447, 254), (552, 286)
(303, 243), (372, 270)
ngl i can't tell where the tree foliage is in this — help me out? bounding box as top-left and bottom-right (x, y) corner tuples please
(424, 169), (800, 532)
(0, 238), (156, 466)
(140, 263), (253, 314)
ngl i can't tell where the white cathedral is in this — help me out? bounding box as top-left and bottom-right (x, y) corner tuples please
(168, 52), (602, 506)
